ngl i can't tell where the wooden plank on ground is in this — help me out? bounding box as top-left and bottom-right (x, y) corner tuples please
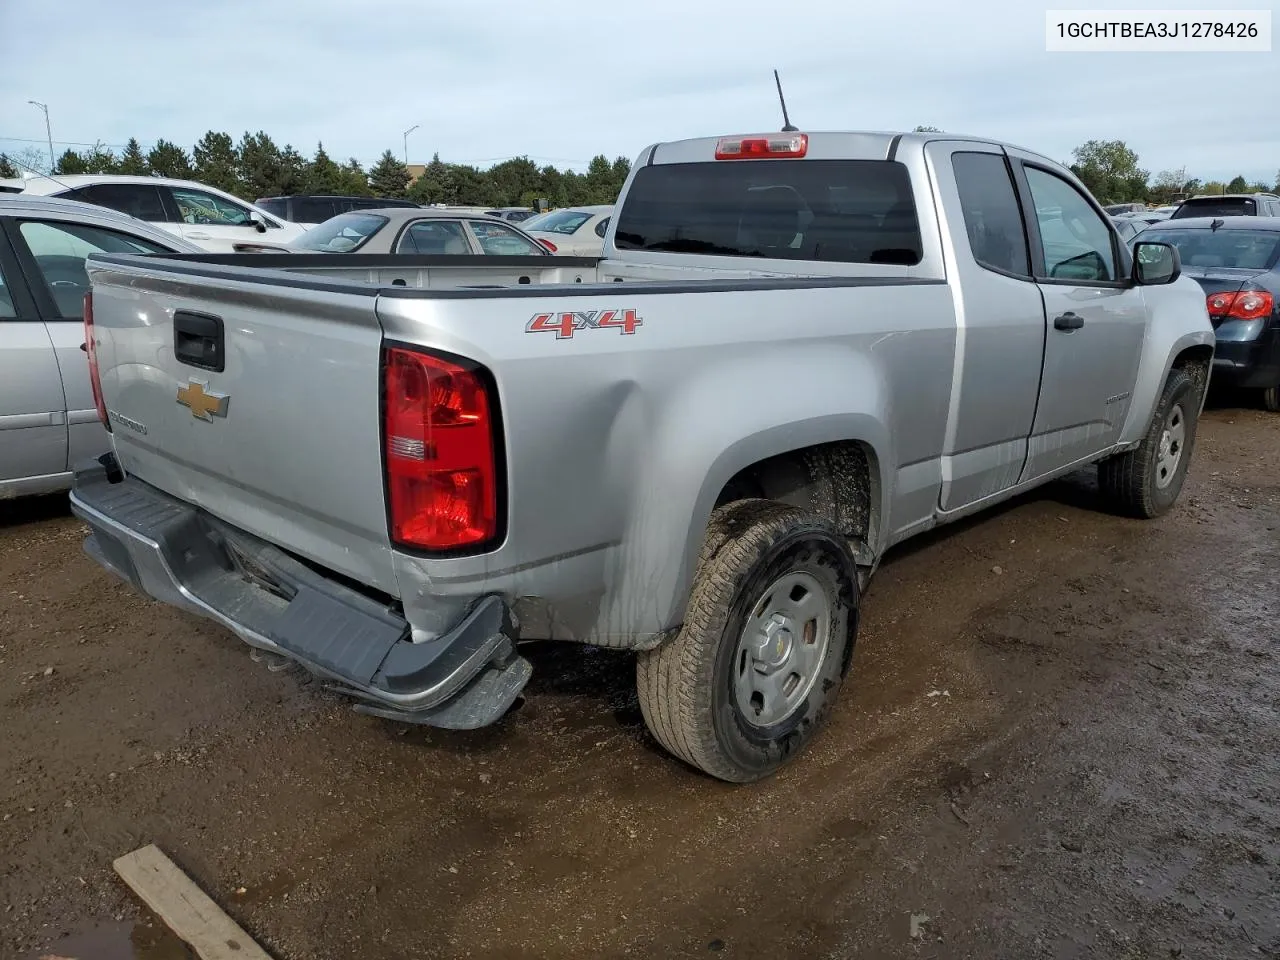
(112, 844), (273, 960)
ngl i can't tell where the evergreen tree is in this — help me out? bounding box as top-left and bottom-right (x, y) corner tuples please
(276, 144), (308, 195)
(368, 149), (411, 198)
(147, 140), (193, 179)
(306, 142), (343, 194)
(0, 154), (16, 178)
(55, 149), (88, 175)
(1226, 175), (1249, 193)
(192, 131), (239, 194)
(236, 131), (284, 200)
(117, 137), (149, 175)
(338, 158), (372, 196)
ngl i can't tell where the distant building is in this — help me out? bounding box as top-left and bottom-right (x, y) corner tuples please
(406, 163), (427, 184)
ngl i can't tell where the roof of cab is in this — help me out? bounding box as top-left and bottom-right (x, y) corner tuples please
(644, 130), (1059, 168)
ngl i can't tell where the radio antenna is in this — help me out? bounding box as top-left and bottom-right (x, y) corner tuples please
(773, 70), (799, 132)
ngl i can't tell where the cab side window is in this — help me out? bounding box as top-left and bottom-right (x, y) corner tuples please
(1024, 167), (1118, 283)
(952, 152), (1031, 277)
(18, 220), (171, 318)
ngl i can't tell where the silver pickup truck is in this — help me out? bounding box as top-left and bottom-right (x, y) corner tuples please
(71, 131), (1213, 782)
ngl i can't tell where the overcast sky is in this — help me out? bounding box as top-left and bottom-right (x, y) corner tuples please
(1, 0), (1276, 184)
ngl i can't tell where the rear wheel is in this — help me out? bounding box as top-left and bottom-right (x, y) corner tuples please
(1262, 385), (1280, 413)
(636, 499), (858, 782)
(1098, 367), (1199, 519)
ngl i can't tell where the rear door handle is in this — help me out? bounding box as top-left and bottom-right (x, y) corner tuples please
(1054, 311), (1085, 331)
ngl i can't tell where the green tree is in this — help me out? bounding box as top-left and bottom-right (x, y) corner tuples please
(1149, 169), (1187, 205)
(57, 143), (117, 175)
(305, 143), (343, 194)
(1202, 180), (1226, 196)
(1274, 169), (1280, 193)
(193, 131), (239, 194)
(406, 153), (456, 205)
(0, 154), (16, 178)
(486, 156), (540, 205)
(147, 139), (193, 179)
(913, 125), (942, 132)
(1069, 139), (1148, 204)
(1225, 175), (1249, 193)
(117, 137), (149, 175)
(54, 148), (88, 175)
(338, 158), (372, 196)
(368, 149), (411, 198)
(237, 131), (285, 200)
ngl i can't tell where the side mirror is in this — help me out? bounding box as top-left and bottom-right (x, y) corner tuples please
(247, 211), (268, 233)
(1132, 241), (1180, 285)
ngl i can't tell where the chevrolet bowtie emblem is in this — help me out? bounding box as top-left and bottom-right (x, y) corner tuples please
(176, 379), (229, 421)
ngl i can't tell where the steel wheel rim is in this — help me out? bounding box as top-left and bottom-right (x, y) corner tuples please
(1155, 402), (1186, 490)
(733, 570), (832, 728)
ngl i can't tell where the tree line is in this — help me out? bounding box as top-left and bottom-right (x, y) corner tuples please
(0, 131), (633, 208)
(5, 129), (1276, 210)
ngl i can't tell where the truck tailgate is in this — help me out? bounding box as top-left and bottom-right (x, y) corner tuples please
(86, 257), (399, 596)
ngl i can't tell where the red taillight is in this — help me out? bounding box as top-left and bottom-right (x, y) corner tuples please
(82, 292), (110, 432)
(715, 133), (808, 160)
(1206, 289), (1274, 320)
(537, 238), (557, 253)
(383, 347), (499, 551)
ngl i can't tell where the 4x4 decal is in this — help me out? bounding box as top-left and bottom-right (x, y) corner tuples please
(525, 309), (642, 340)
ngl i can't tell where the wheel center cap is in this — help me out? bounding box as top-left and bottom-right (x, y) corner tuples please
(754, 622), (793, 672)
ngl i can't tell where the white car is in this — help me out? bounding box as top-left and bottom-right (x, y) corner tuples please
(521, 205), (613, 256)
(4, 174), (307, 253)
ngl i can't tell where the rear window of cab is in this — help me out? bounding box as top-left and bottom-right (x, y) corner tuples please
(614, 159), (922, 265)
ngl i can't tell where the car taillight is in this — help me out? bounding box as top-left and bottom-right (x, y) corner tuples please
(383, 346), (499, 552)
(1206, 289), (1274, 320)
(537, 238), (557, 253)
(715, 133), (808, 160)
(82, 292), (110, 431)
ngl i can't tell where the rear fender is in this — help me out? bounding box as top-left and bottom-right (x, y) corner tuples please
(596, 349), (892, 647)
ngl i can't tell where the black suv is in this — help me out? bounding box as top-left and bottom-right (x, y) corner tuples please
(256, 195), (420, 224)
(1170, 193), (1280, 220)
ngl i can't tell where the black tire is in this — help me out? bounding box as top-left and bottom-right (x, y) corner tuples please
(1262, 385), (1280, 413)
(1098, 368), (1200, 519)
(636, 499), (859, 782)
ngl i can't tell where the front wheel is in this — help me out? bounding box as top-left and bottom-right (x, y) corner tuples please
(1098, 367), (1200, 519)
(636, 499), (859, 782)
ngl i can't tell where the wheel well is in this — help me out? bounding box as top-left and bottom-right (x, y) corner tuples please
(1171, 345), (1213, 398)
(714, 441), (878, 562)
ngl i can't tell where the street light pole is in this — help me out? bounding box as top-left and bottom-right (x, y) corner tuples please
(28, 100), (54, 172)
(402, 124), (419, 166)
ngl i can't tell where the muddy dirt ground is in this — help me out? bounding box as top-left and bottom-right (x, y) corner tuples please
(2, 398), (1277, 960)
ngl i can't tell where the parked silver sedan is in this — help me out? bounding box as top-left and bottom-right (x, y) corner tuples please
(235, 208), (555, 256)
(0, 196), (201, 498)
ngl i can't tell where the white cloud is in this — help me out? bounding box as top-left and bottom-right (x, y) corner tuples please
(1, 0), (1275, 183)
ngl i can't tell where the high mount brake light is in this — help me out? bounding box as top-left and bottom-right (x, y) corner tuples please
(382, 346), (500, 552)
(82, 292), (110, 431)
(537, 238), (557, 252)
(1206, 289), (1274, 321)
(714, 134), (809, 160)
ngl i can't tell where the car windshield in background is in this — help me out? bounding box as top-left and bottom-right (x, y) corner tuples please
(526, 210), (591, 235)
(1137, 228), (1280, 272)
(1173, 198), (1257, 219)
(290, 212), (387, 252)
(614, 159), (922, 265)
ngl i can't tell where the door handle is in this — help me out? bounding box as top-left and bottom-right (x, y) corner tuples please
(186, 232), (212, 240)
(1054, 311), (1085, 331)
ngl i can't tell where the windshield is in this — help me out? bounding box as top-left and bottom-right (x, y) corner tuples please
(525, 210), (592, 235)
(289, 212), (387, 252)
(1136, 228), (1280, 271)
(614, 159), (922, 265)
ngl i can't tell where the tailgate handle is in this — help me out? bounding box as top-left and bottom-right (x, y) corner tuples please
(174, 310), (225, 372)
